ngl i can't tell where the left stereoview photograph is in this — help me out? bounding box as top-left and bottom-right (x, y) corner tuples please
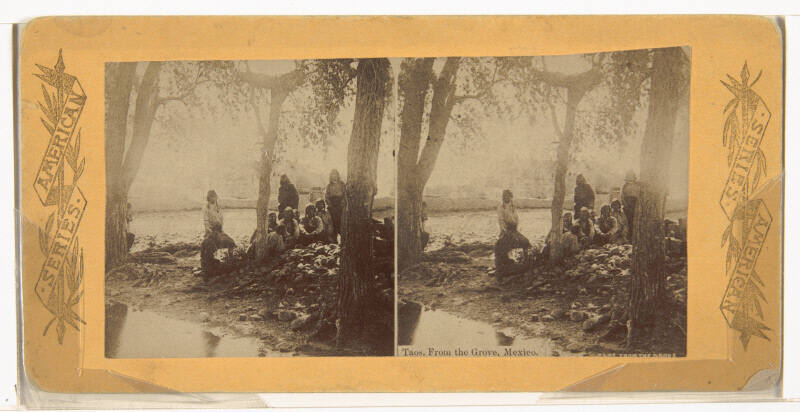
(104, 59), (396, 357)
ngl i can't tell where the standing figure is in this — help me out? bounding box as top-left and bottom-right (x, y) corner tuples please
(278, 174), (299, 213)
(494, 189), (532, 272)
(620, 170), (641, 240)
(200, 190), (236, 276)
(203, 190), (223, 237)
(325, 169), (346, 242)
(573, 174), (596, 216)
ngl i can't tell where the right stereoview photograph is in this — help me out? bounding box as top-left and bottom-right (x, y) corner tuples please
(397, 47), (689, 357)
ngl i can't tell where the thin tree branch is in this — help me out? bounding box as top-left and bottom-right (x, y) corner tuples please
(157, 65), (209, 104)
(158, 79), (213, 104)
(451, 65), (505, 103)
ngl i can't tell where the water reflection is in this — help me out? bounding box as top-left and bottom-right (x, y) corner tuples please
(104, 303), (275, 358)
(398, 305), (555, 357)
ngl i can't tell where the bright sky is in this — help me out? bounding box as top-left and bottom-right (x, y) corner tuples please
(127, 52), (690, 211)
(425, 52), (690, 204)
(129, 59), (395, 211)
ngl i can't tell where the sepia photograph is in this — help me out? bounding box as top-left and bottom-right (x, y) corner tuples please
(397, 48), (690, 357)
(104, 58), (396, 357)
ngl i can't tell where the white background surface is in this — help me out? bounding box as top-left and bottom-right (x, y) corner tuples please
(1, 1), (799, 410)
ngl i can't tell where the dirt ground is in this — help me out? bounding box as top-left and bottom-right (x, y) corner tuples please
(106, 240), (394, 357)
(399, 241), (687, 357)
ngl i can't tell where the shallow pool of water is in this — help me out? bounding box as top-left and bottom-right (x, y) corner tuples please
(398, 308), (556, 357)
(105, 304), (277, 358)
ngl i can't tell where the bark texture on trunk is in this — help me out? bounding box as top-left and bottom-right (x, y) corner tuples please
(396, 57), (459, 270)
(120, 62), (162, 194)
(239, 67), (305, 260)
(628, 47), (687, 342)
(104, 62), (137, 272)
(253, 90), (287, 260)
(336, 58), (390, 345)
(547, 88), (587, 262)
(397, 58), (434, 270)
(105, 61), (166, 271)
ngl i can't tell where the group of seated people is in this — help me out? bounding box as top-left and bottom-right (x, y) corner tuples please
(200, 170), (348, 275)
(495, 172), (686, 273)
(549, 200), (629, 260)
(249, 199), (339, 258)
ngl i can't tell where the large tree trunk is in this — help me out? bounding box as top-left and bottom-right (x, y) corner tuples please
(397, 58), (434, 271)
(104, 62), (137, 272)
(252, 89), (287, 260)
(120, 62), (162, 194)
(396, 184), (423, 271)
(105, 62), (165, 271)
(396, 57), (459, 271)
(547, 88), (584, 262)
(336, 58), (390, 345)
(628, 47), (687, 343)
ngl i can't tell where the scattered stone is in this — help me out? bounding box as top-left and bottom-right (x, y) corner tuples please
(290, 314), (311, 330)
(249, 314), (264, 321)
(132, 251), (177, 264)
(276, 341), (294, 352)
(238, 314), (247, 321)
(570, 301), (583, 310)
(492, 312), (503, 322)
(285, 288), (295, 296)
(551, 308), (567, 320)
(570, 311), (587, 322)
(566, 342), (582, 353)
(541, 315), (555, 322)
(278, 310), (297, 322)
(582, 314), (611, 332)
(200, 312), (210, 322)
(551, 350), (560, 357)
(582, 317), (599, 332)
